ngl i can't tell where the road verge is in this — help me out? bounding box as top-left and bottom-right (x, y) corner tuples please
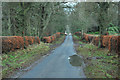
(2, 35), (65, 78)
(73, 35), (119, 78)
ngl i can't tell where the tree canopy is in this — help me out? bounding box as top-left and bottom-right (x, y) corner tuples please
(2, 2), (68, 38)
(2, 2), (120, 38)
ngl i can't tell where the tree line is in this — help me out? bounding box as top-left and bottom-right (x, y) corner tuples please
(70, 2), (119, 33)
(2, 2), (120, 43)
(2, 2), (68, 38)
(69, 2), (119, 47)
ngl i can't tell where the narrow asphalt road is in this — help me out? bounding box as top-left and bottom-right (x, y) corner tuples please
(20, 35), (86, 78)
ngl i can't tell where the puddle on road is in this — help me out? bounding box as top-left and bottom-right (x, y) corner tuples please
(68, 54), (82, 67)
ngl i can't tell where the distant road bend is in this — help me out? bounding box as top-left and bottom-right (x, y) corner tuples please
(20, 35), (86, 78)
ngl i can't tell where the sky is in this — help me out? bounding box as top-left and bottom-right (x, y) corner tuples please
(64, 2), (77, 7)
(64, 0), (120, 2)
(64, 0), (120, 8)
(0, 0), (119, 2)
(63, 0), (119, 14)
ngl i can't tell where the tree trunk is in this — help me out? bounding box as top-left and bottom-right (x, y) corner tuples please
(118, 2), (120, 32)
(98, 2), (109, 48)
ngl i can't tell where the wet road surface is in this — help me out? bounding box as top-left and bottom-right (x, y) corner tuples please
(20, 35), (86, 78)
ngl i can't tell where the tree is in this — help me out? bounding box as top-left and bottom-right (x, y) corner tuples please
(2, 2), (68, 38)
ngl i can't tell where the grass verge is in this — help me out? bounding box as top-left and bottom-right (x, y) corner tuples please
(2, 35), (65, 78)
(2, 42), (50, 78)
(73, 35), (119, 78)
(50, 35), (65, 49)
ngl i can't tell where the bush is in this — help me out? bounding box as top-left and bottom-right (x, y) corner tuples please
(51, 35), (55, 41)
(60, 32), (65, 35)
(102, 35), (112, 48)
(75, 32), (81, 36)
(56, 32), (61, 38)
(2, 36), (24, 53)
(42, 37), (52, 43)
(93, 36), (99, 46)
(101, 35), (119, 53)
(42, 32), (62, 43)
(118, 36), (120, 53)
(2, 36), (40, 53)
(35, 36), (40, 44)
(76, 32), (119, 53)
(109, 36), (119, 53)
(84, 33), (89, 42)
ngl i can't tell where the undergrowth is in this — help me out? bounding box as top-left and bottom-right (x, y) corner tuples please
(73, 35), (119, 78)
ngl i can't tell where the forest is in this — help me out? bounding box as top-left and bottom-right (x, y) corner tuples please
(2, 2), (120, 37)
(2, 2), (67, 38)
(1, 1), (120, 79)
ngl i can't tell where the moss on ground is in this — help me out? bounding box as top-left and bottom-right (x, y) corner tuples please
(73, 35), (119, 78)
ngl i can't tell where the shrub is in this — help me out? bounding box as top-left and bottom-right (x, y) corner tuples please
(43, 37), (52, 43)
(35, 36), (40, 44)
(84, 33), (89, 42)
(2, 36), (40, 53)
(56, 32), (61, 38)
(93, 36), (99, 46)
(118, 36), (120, 53)
(75, 32), (119, 53)
(109, 36), (119, 53)
(2, 36), (24, 53)
(79, 33), (119, 53)
(88, 35), (95, 43)
(75, 32), (81, 36)
(84, 33), (95, 43)
(101, 35), (118, 53)
(60, 33), (65, 35)
(102, 35), (111, 48)
(42, 32), (63, 43)
(51, 35), (55, 41)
